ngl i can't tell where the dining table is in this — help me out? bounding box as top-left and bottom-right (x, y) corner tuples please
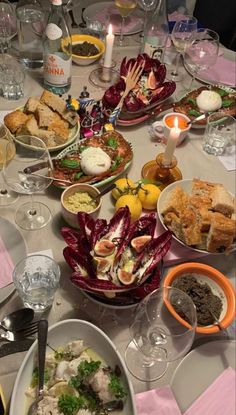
(0, 2), (236, 413)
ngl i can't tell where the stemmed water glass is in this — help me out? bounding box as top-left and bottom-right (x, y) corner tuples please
(125, 286), (197, 381)
(3, 135), (52, 230)
(0, 0), (17, 58)
(184, 28), (220, 90)
(114, 0), (138, 46)
(171, 15), (198, 81)
(137, 0), (158, 38)
(0, 124), (18, 206)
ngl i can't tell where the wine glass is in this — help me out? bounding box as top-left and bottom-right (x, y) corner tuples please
(114, 0), (138, 46)
(171, 15), (198, 81)
(0, 124), (18, 206)
(0, 0), (17, 58)
(137, 0), (158, 38)
(3, 136), (52, 230)
(125, 286), (197, 381)
(184, 28), (219, 91)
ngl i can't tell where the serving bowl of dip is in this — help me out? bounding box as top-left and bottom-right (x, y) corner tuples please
(61, 183), (101, 228)
(70, 34), (105, 66)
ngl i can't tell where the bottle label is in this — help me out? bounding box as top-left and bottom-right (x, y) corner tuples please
(46, 23), (62, 40)
(51, 0), (62, 5)
(144, 42), (165, 61)
(44, 54), (71, 86)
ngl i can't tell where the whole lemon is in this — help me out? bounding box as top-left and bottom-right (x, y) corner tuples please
(112, 178), (136, 200)
(138, 184), (161, 210)
(115, 194), (142, 222)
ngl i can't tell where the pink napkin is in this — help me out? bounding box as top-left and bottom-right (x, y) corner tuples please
(184, 367), (236, 415)
(136, 386), (182, 415)
(155, 215), (207, 266)
(92, 4), (143, 33)
(198, 56), (236, 87)
(0, 236), (14, 289)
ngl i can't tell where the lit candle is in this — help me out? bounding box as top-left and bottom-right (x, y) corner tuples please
(163, 117), (181, 165)
(103, 24), (115, 68)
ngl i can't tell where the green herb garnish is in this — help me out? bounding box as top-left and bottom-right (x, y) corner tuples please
(222, 99), (234, 108)
(108, 373), (127, 399)
(215, 88), (228, 97)
(58, 394), (84, 415)
(77, 360), (101, 378)
(74, 172), (84, 181)
(106, 137), (118, 149)
(188, 109), (201, 117)
(79, 146), (89, 153)
(111, 155), (123, 172)
(60, 159), (80, 169)
(69, 375), (82, 390)
(30, 367), (50, 388)
(54, 350), (74, 361)
(187, 98), (196, 106)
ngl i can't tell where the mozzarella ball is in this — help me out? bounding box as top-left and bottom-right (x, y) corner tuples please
(196, 90), (222, 112)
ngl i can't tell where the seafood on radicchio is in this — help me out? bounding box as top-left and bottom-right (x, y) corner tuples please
(102, 53), (176, 114)
(62, 207), (172, 299)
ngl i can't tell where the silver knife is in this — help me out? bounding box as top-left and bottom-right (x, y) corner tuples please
(0, 339), (35, 358)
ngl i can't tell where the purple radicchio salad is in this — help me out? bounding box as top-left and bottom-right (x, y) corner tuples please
(102, 53), (176, 114)
(62, 207), (172, 300)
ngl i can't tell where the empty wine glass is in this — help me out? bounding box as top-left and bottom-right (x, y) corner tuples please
(0, 123), (18, 206)
(137, 0), (158, 38)
(184, 28), (219, 90)
(0, 0), (17, 57)
(3, 136), (52, 230)
(171, 15), (197, 81)
(125, 286), (197, 381)
(114, 0), (138, 46)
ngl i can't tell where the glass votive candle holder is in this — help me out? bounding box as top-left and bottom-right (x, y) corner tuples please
(2, 63), (25, 100)
(13, 254), (60, 312)
(203, 113), (235, 156)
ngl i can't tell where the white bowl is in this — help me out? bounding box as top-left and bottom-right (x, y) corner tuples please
(9, 319), (137, 415)
(61, 183), (101, 229)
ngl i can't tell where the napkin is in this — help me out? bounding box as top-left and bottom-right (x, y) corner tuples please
(136, 386), (182, 415)
(155, 216), (208, 267)
(218, 145), (236, 171)
(198, 56), (236, 87)
(0, 237), (14, 289)
(92, 4), (143, 33)
(184, 367), (236, 415)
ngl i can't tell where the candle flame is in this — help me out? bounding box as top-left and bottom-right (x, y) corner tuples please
(108, 24), (113, 35)
(174, 117), (179, 129)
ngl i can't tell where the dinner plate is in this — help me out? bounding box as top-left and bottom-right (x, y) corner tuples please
(171, 339), (236, 413)
(0, 217), (27, 304)
(54, 138), (133, 189)
(9, 319), (137, 415)
(157, 179), (235, 254)
(84, 1), (143, 36)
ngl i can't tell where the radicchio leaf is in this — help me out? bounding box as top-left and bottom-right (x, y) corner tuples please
(153, 64), (166, 85)
(150, 81), (176, 104)
(104, 206), (131, 246)
(124, 94), (145, 112)
(61, 227), (81, 251)
(89, 218), (108, 249)
(77, 212), (95, 247)
(131, 269), (161, 299)
(63, 246), (96, 278)
(71, 272), (134, 292)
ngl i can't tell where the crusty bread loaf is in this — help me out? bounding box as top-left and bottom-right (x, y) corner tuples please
(24, 97), (40, 114)
(40, 90), (79, 126)
(48, 119), (69, 144)
(192, 178), (217, 197)
(4, 110), (29, 134)
(37, 129), (56, 147)
(207, 213), (236, 252)
(211, 184), (235, 217)
(180, 207), (202, 246)
(15, 115), (39, 137)
(161, 187), (189, 216)
(36, 103), (59, 128)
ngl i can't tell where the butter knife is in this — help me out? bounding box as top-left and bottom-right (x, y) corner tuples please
(0, 339), (34, 358)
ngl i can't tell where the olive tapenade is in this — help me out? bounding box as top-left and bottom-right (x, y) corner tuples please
(72, 41), (99, 56)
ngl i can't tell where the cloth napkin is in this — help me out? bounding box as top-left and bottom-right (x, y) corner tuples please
(183, 367), (236, 415)
(92, 4), (143, 33)
(155, 216), (208, 267)
(136, 385), (182, 415)
(0, 237), (14, 289)
(198, 55), (236, 87)
(218, 145), (236, 171)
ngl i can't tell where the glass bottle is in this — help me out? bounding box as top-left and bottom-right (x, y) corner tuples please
(142, 0), (169, 62)
(16, 0), (45, 69)
(43, 0), (72, 95)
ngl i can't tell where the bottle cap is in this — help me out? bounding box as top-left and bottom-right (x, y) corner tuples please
(51, 0), (62, 5)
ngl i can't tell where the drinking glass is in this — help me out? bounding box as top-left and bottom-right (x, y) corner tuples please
(203, 113), (235, 156)
(137, 0), (158, 37)
(0, 0), (17, 57)
(13, 254), (61, 312)
(3, 135), (52, 230)
(184, 28), (219, 90)
(125, 286), (197, 381)
(171, 15), (197, 81)
(114, 0), (138, 46)
(0, 123), (18, 206)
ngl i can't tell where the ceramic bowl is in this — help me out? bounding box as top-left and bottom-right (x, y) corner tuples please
(61, 183), (101, 229)
(163, 262), (236, 334)
(70, 34), (105, 66)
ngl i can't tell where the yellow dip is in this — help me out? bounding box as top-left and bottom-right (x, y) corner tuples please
(64, 191), (97, 213)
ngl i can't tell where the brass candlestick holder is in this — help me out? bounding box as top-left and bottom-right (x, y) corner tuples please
(141, 153), (182, 189)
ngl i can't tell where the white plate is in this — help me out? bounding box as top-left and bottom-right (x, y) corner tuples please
(0, 217), (27, 304)
(171, 339), (236, 413)
(84, 1), (143, 36)
(157, 179), (234, 254)
(9, 319), (137, 415)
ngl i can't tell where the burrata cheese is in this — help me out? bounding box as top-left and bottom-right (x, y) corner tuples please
(81, 147), (111, 175)
(196, 90), (222, 112)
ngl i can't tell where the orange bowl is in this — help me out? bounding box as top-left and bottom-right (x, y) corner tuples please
(163, 262), (236, 334)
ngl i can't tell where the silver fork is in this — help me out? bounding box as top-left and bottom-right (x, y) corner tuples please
(0, 322), (39, 342)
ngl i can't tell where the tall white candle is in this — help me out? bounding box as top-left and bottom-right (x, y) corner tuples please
(103, 24), (115, 68)
(163, 117), (181, 165)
